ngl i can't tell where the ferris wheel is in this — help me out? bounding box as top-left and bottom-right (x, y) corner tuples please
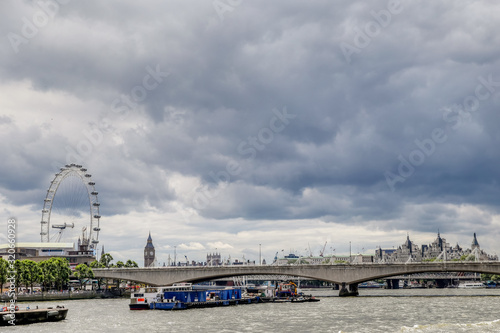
(40, 164), (101, 249)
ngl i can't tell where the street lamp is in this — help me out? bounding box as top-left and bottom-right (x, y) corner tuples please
(259, 244), (261, 266)
(174, 245), (177, 266)
(349, 241), (351, 263)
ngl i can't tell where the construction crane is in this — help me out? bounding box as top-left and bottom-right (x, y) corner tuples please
(288, 281), (298, 295)
(272, 252), (279, 265)
(319, 241), (328, 257)
(51, 222), (75, 242)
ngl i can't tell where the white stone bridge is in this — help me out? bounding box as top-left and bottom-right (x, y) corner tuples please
(93, 261), (500, 296)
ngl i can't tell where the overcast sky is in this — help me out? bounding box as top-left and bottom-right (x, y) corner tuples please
(1, 0), (499, 265)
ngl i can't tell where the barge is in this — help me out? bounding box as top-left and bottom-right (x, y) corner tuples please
(130, 283), (259, 310)
(0, 305), (68, 326)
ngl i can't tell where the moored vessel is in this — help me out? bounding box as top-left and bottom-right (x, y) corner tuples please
(269, 282), (320, 302)
(0, 305), (68, 326)
(129, 283), (192, 310)
(458, 281), (486, 288)
(130, 283), (260, 310)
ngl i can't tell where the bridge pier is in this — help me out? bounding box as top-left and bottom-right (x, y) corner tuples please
(386, 279), (400, 289)
(435, 279), (448, 288)
(339, 282), (359, 297)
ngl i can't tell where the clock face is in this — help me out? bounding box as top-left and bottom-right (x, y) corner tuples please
(150, 251), (154, 256)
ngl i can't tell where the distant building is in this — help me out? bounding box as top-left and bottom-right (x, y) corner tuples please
(207, 252), (221, 266)
(374, 248), (396, 261)
(378, 234), (422, 262)
(421, 232), (451, 260)
(275, 254), (374, 265)
(375, 232), (498, 262)
(0, 241), (95, 269)
(144, 232), (155, 267)
(351, 254), (375, 264)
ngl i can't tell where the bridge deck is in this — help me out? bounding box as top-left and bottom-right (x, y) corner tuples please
(93, 262), (500, 286)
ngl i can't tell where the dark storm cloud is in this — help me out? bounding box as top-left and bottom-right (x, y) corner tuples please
(1, 0), (500, 242)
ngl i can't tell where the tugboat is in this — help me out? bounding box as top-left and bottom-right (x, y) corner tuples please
(272, 282), (320, 303)
(0, 305), (68, 326)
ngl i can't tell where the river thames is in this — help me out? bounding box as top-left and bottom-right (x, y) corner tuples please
(8, 288), (500, 332)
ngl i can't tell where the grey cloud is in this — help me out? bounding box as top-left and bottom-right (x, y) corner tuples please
(1, 0), (500, 253)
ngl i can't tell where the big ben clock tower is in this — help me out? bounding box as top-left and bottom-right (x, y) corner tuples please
(144, 232), (155, 267)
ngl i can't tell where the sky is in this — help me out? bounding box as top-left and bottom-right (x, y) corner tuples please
(1, 0), (500, 266)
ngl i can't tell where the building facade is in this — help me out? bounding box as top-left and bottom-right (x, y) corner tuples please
(207, 252), (221, 266)
(0, 241), (96, 269)
(375, 232), (498, 263)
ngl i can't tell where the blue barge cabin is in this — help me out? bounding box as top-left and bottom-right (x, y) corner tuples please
(151, 286), (248, 310)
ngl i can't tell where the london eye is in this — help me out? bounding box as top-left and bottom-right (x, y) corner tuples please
(40, 164), (101, 249)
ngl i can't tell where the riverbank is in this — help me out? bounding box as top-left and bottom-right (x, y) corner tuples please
(1, 290), (131, 302)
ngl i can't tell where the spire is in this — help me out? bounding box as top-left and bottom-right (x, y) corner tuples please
(436, 229), (443, 251)
(145, 232), (154, 248)
(471, 232), (480, 249)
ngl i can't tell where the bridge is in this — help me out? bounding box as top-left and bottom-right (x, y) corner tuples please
(93, 261), (500, 296)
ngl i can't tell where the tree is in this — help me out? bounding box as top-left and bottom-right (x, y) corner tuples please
(481, 273), (492, 281)
(99, 253), (114, 289)
(89, 260), (103, 269)
(48, 257), (71, 291)
(125, 260), (139, 268)
(74, 264), (94, 290)
(460, 254), (475, 261)
(22, 260), (42, 293)
(0, 258), (8, 294)
(115, 261), (124, 268)
(89, 260), (104, 290)
(100, 253), (114, 268)
(39, 260), (56, 291)
(14, 260), (24, 293)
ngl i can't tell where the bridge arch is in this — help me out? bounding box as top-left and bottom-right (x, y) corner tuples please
(347, 264), (500, 284)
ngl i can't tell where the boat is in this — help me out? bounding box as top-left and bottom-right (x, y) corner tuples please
(458, 282), (486, 289)
(270, 282), (320, 302)
(358, 281), (384, 288)
(409, 282), (425, 289)
(486, 281), (497, 288)
(150, 285), (259, 310)
(129, 285), (184, 310)
(243, 284), (275, 298)
(131, 283), (259, 311)
(0, 305), (68, 326)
